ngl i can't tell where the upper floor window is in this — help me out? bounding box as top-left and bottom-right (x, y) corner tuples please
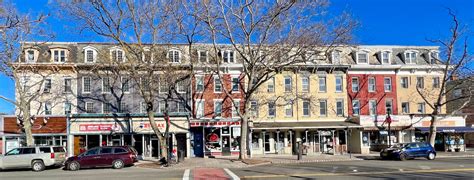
(222, 50), (235, 63)
(380, 51), (391, 64)
(232, 100), (240, 118)
(43, 78), (52, 93)
(336, 99), (344, 117)
(214, 77), (222, 92)
(232, 76), (240, 92)
(121, 77), (130, 93)
(195, 76), (204, 92)
(301, 76), (309, 92)
(319, 100), (327, 116)
(331, 50), (341, 64)
(401, 77), (409, 88)
(430, 51), (439, 64)
(111, 48), (124, 62)
(401, 102), (410, 114)
(25, 49), (37, 63)
(168, 49), (181, 63)
(44, 102), (52, 115)
(82, 76), (91, 93)
(268, 101), (276, 117)
(214, 100), (223, 118)
(352, 100), (360, 116)
(404, 51), (417, 64)
(284, 76), (292, 92)
(195, 100), (204, 118)
(384, 77), (392, 92)
(356, 50), (369, 64)
(417, 102), (425, 114)
(267, 77), (275, 93)
(198, 50), (208, 62)
(64, 102), (72, 115)
(64, 78), (72, 93)
(335, 76), (343, 92)
(302, 100), (310, 117)
(433, 77), (440, 88)
(102, 77), (111, 93)
(318, 76), (326, 92)
(85, 102), (94, 113)
(369, 100), (377, 116)
(83, 46), (97, 63)
(176, 80), (186, 93)
(52, 49), (67, 63)
(385, 99), (393, 114)
(368, 77), (376, 92)
(285, 101), (293, 117)
(351, 77), (359, 92)
(416, 77), (424, 88)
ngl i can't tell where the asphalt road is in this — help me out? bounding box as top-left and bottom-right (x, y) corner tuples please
(0, 157), (473, 180)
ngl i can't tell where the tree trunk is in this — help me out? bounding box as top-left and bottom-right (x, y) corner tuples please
(159, 135), (168, 161)
(147, 109), (167, 161)
(239, 115), (248, 160)
(428, 115), (437, 146)
(22, 105), (34, 146)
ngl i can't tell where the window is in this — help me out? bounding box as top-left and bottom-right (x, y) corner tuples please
(214, 101), (222, 118)
(177, 80), (186, 93)
(284, 76), (292, 92)
(140, 102), (147, 113)
(121, 77), (130, 93)
(222, 50), (234, 63)
(402, 102), (410, 114)
(21, 148), (36, 154)
(168, 49), (180, 63)
(196, 100), (204, 118)
(103, 103), (112, 113)
(118, 102), (127, 113)
(417, 77), (424, 88)
(196, 76), (204, 92)
(53, 49), (67, 62)
(417, 103), (425, 114)
(319, 100), (327, 116)
(303, 100), (310, 116)
(158, 101), (165, 113)
(100, 148), (113, 154)
(368, 77), (375, 92)
(381, 51), (390, 64)
(332, 51), (341, 64)
(44, 102), (52, 115)
(433, 77), (440, 88)
(369, 100), (377, 116)
(404, 51), (417, 64)
(102, 77), (111, 93)
(142, 78), (151, 92)
(232, 77), (239, 92)
(268, 102), (276, 117)
(250, 101), (258, 117)
(85, 102), (94, 113)
(401, 77), (409, 88)
(64, 78), (72, 93)
(232, 100), (240, 118)
(177, 102), (186, 112)
(356, 51), (369, 64)
(385, 99), (393, 114)
(26, 50), (35, 62)
(20, 76), (30, 90)
(430, 51), (439, 64)
(285, 102), (293, 117)
(335, 76), (343, 92)
(111, 49), (124, 62)
(384, 77), (392, 92)
(86, 50), (94, 62)
(158, 80), (167, 93)
(83, 77), (91, 93)
(267, 77), (275, 93)
(39, 147), (51, 153)
(64, 102), (71, 114)
(319, 76), (326, 92)
(44, 78), (52, 93)
(453, 89), (462, 98)
(336, 99), (344, 116)
(198, 51), (208, 62)
(352, 77), (359, 92)
(301, 77), (309, 92)
(352, 100), (360, 115)
(214, 77), (222, 92)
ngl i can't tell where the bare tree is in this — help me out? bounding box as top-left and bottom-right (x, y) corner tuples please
(196, 0), (356, 159)
(0, 1), (51, 146)
(417, 11), (473, 146)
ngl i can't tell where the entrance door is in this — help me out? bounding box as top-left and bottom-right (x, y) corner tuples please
(151, 139), (159, 158)
(264, 134), (270, 152)
(222, 135), (231, 156)
(176, 133), (187, 160)
(193, 129), (204, 157)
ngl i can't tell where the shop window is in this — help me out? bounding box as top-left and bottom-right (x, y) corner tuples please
(205, 127), (221, 152)
(362, 132), (370, 146)
(252, 133), (259, 150)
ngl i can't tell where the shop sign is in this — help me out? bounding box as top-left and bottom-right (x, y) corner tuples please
(190, 121), (240, 127)
(319, 131), (332, 136)
(233, 127), (241, 137)
(379, 131), (388, 135)
(6, 140), (19, 152)
(442, 129), (456, 133)
(79, 124), (120, 132)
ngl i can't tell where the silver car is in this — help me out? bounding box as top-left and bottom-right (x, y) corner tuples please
(0, 146), (67, 172)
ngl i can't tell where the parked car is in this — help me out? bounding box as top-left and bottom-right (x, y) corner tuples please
(0, 146), (67, 172)
(380, 142), (436, 161)
(64, 146), (138, 171)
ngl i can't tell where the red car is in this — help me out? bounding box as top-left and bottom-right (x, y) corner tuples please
(65, 146), (138, 171)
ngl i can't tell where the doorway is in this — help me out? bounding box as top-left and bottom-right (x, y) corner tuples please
(151, 139), (159, 158)
(222, 135), (231, 156)
(192, 128), (204, 157)
(264, 133), (270, 152)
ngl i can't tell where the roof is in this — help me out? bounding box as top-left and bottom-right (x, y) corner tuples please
(252, 121), (362, 130)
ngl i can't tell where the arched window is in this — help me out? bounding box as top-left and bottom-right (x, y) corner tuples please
(110, 47), (125, 62)
(83, 46), (98, 63)
(168, 49), (181, 63)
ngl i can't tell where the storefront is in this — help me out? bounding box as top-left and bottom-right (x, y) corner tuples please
(250, 121), (361, 156)
(189, 121), (241, 157)
(1, 115), (67, 154)
(414, 116), (470, 152)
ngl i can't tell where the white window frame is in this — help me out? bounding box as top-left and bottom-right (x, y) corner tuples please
(64, 102), (72, 115)
(85, 102), (94, 113)
(121, 77), (130, 93)
(268, 101), (276, 117)
(385, 99), (393, 115)
(198, 50), (208, 62)
(416, 77), (424, 88)
(302, 100), (310, 117)
(82, 76), (91, 94)
(356, 50), (370, 64)
(417, 103), (426, 114)
(404, 50), (418, 64)
(433, 77), (440, 88)
(231, 76), (240, 92)
(232, 100), (241, 118)
(52, 49), (68, 63)
(335, 76), (343, 93)
(402, 102), (410, 114)
(195, 75), (204, 93)
(25, 49), (37, 63)
(401, 77), (409, 88)
(222, 50), (235, 63)
(83, 46), (98, 63)
(64, 77), (72, 93)
(352, 100), (360, 116)
(284, 76), (292, 92)
(102, 77), (111, 94)
(118, 101), (127, 113)
(301, 76), (309, 92)
(336, 99), (344, 117)
(267, 77), (275, 93)
(331, 50), (341, 64)
(352, 77), (359, 92)
(368, 77), (376, 92)
(44, 102), (52, 115)
(369, 100), (377, 116)
(214, 76), (222, 93)
(319, 99), (327, 117)
(43, 78), (52, 93)
(380, 50), (391, 64)
(250, 100), (259, 117)
(384, 77), (392, 92)
(177, 101), (186, 113)
(140, 102), (147, 113)
(102, 102), (112, 114)
(429, 51), (439, 64)
(177, 80), (186, 93)
(195, 99), (205, 118)
(110, 47), (125, 62)
(214, 100), (223, 118)
(285, 101), (293, 117)
(318, 76), (326, 92)
(158, 101), (166, 113)
(168, 49), (181, 63)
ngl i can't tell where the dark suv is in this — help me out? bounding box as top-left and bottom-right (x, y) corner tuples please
(64, 146), (138, 171)
(380, 142), (436, 161)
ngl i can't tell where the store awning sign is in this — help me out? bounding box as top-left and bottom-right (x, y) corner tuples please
(190, 121), (240, 127)
(79, 124), (120, 132)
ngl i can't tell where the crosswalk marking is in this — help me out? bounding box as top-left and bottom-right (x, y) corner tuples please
(182, 169), (190, 180)
(224, 168), (240, 180)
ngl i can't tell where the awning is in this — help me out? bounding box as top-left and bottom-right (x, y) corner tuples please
(252, 121), (362, 130)
(416, 127), (474, 133)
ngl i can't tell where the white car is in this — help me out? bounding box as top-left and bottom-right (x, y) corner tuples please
(0, 146), (66, 172)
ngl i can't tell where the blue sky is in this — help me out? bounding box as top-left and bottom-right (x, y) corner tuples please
(0, 0), (472, 113)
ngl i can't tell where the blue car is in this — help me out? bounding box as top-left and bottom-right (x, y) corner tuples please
(380, 142), (436, 161)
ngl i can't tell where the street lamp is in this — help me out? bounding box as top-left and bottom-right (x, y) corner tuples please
(386, 109), (392, 147)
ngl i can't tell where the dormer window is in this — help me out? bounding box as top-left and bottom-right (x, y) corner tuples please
(380, 51), (391, 64)
(404, 51), (417, 64)
(198, 50), (208, 63)
(430, 51), (439, 64)
(52, 49), (67, 63)
(168, 49), (181, 63)
(110, 48), (125, 62)
(83, 46), (98, 63)
(222, 50), (235, 63)
(25, 49), (37, 63)
(356, 50), (370, 64)
(331, 50), (341, 64)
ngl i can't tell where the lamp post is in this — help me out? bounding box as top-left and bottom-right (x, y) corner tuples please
(386, 110), (392, 147)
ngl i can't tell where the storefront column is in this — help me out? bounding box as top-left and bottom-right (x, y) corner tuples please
(99, 135), (103, 147)
(2, 136), (6, 154)
(142, 135), (145, 158)
(186, 132), (191, 158)
(67, 135), (74, 157)
(262, 131), (266, 154)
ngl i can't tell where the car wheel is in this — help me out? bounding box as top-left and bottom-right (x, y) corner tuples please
(380, 153), (387, 160)
(32, 160), (45, 172)
(68, 161), (80, 171)
(427, 152), (436, 160)
(399, 153), (407, 161)
(112, 159), (124, 169)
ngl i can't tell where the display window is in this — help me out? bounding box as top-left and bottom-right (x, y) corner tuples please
(205, 127), (221, 152)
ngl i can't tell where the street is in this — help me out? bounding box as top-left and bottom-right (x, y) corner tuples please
(0, 157), (473, 180)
